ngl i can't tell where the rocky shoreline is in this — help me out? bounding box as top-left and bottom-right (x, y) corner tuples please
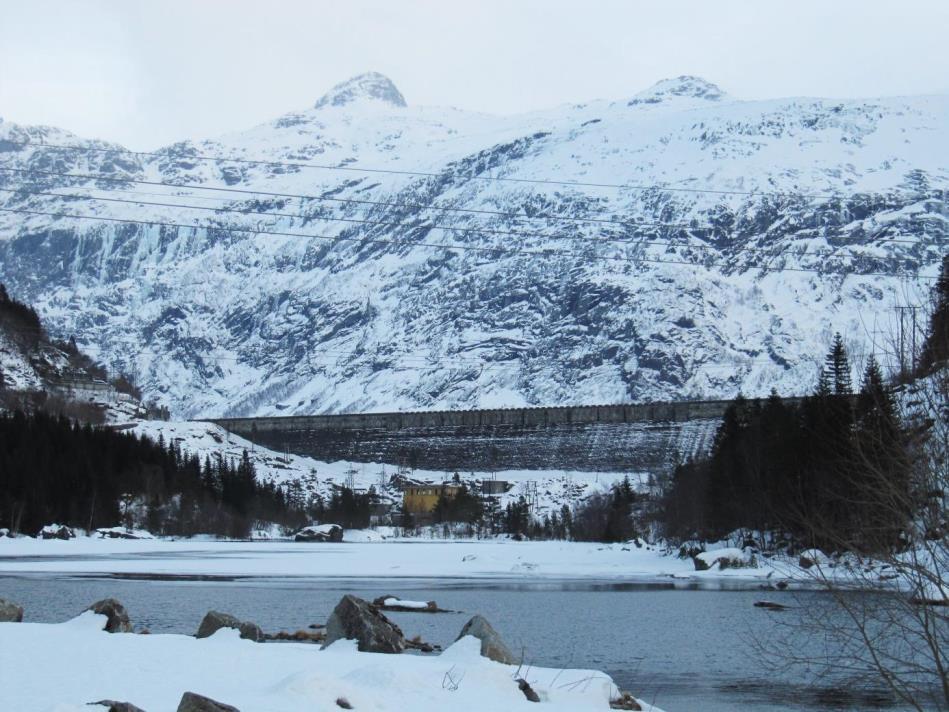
(0, 594), (653, 711)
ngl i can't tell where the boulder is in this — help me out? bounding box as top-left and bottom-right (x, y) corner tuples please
(95, 527), (154, 540)
(87, 598), (131, 633)
(176, 692), (240, 712)
(294, 524), (344, 542)
(798, 549), (826, 569)
(322, 594), (406, 653)
(0, 527), (10, 538)
(693, 548), (757, 571)
(39, 523), (75, 540)
(0, 598), (24, 623)
(89, 700), (148, 712)
(455, 615), (516, 664)
(609, 691), (643, 710)
(195, 611), (264, 642)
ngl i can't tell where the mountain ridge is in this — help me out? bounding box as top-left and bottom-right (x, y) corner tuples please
(0, 76), (945, 418)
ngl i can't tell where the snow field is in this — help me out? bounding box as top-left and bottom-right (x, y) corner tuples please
(0, 611), (663, 711)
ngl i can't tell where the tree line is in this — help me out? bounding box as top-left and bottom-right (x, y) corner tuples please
(399, 476), (640, 543)
(663, 255), (949, 553)
(0, 410), (307, 538)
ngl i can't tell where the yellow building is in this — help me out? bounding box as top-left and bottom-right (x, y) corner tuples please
(402, 483), (463, 515)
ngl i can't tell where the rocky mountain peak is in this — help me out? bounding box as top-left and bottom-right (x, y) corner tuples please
(628, 75), (726, 106)
(314, 72), (407, 110)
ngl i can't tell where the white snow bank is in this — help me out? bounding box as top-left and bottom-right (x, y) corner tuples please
(0, 615), (662, 711)
(343, 528), (388, 543)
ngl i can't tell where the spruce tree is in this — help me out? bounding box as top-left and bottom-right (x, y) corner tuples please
(919, 254), (949, 373)
(824, 332), (853, 395)
(853, 353), (908, 549)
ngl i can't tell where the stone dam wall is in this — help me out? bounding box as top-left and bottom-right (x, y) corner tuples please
(207, 398), (796, 473)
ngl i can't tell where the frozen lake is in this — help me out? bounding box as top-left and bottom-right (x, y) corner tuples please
(0, 572), (918, 712)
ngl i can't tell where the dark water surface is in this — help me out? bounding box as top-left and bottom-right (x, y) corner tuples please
(0, 574), (921, 712)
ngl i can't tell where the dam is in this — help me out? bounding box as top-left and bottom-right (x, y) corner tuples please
(207, 399), (789, 473)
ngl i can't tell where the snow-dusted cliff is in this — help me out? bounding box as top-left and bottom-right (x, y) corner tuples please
(0, 74), (945, 418)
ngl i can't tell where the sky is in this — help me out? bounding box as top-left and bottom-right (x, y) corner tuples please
(1, 0), (947, 150)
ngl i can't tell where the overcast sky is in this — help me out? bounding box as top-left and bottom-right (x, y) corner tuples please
(1, 0), (947, 150)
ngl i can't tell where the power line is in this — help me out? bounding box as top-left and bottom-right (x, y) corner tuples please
(0, 165), (734, 230)
(1, 165), (940, 244)
(2, 138), (867, 199)
(0, 165), (684, 229)
(2, 319), (828, 374)
(0, 186), (729, 252)
(0, 186), (929, 262)
(0, 204), (935, 279)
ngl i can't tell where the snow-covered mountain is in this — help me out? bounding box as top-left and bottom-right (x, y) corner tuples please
(0, 74), (945, 418)
(0, 285), (145, 421)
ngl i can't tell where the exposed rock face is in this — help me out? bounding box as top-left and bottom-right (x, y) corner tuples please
(0, 79), (944, 420)
(90, 700), (148, 712)
(628, 75), (726, 105)
(195, 611), (264, 642)
(315, 72), (407, 109)
(322, 594), (406, 653)
(455, 615), (516, 664)
(0, 597), (24, 622)
(86, 599), (132, 633)
(176, 692), (240, 712)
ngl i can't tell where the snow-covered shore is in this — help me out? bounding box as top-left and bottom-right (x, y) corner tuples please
(0, 610), (661, 711)
(0, 535), (787, 583)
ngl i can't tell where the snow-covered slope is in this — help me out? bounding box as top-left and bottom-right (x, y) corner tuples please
(131, 419), (636, 523)
(0, 74), (945, 417)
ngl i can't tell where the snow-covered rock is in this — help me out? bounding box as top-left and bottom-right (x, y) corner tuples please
(0, 613), (648, 711)
(0, 597), (23, 622)
(694, 547), (758, 571)
(0, 75), (945, 418)
(323, 594), (406, 653)
(798, 548), (828, 569)
(96, 527), (156, 540)
(86, 598), (132, 633)
(195, 610), (264, 642)
(39, 523), (75, 540)
(294, 523), (343, 542)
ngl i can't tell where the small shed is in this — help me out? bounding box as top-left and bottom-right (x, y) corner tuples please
(481, 480), (510, 496)
(402, 483), (463, 515)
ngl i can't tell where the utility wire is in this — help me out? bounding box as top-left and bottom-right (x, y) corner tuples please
(0, 165), (738, 229)
(0, 186), (929, 260)
(1, 165), (941, 242)
(3, 321), (825, 372)
(0, 205), (935, 279)
(1, 138), (865, 199)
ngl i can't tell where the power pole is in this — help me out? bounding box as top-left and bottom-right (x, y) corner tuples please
(894, 305), (921, 378)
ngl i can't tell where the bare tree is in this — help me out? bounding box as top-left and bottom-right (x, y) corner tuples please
(762, 367), (947, 710)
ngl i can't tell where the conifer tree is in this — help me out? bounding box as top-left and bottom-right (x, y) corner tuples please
(918, 254), (949, 373)
(824, 332), (853, 395)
